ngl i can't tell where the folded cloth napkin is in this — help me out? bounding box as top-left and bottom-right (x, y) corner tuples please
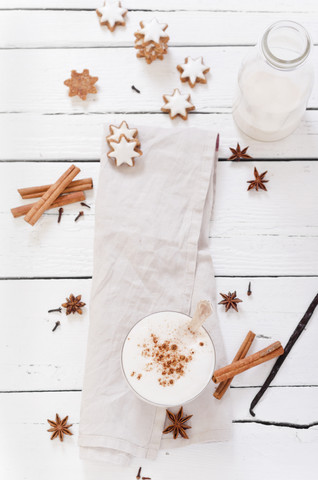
(79, 125), (232, 465)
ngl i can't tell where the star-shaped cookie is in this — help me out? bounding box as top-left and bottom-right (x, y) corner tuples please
(96, 1), (127, 32)
(64, 69), (98, 100)
(161, 89), (195, 120)
(177, 57), (210, 88)
(107, 135), (142, 167)
(107, 121), (139, 145)
(136, 18), (169, 44)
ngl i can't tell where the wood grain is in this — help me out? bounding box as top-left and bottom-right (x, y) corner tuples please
(0, 10), (317, 48)
(0, 389), (317, 480)
(1, 2), (317, 478)
(1, 277), (317, 391)
(1, 111), (318, 160)
(1, 0), (318, 12)
(1, 47), (317, 114)
(1, 161), (317, 276)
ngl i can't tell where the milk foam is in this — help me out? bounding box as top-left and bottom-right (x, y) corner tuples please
(121, 311), (215, 406)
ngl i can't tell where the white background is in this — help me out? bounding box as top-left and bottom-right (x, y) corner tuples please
(1, 1), (318, 479)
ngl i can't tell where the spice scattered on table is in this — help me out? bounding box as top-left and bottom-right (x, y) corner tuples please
(80, 202), (91, 209)
(23, 165), (81, 226)
(213, 341), (284, 383)
(48, 307), (62, 313)
(131, 85), (141, 94)
(64, 69), (98, 101)
(228, 143), (252, 161)
(52, 321), (61, 332)
(18, 178), (93, 199)
(218, 291), (242, 312)
(214, 330), (255, 400)
(247, 281), (252, 296)
(11, 192), (86, 220)
(74, 211), (84, 222)
(57, 207), (64, 223)
(162, 406), (192, 439)
(136, 467), (142, 480)
(247, 167), (269, 191)
(47, 414), (73, 442)
(249, 292), (318, 416)
(62, 294), (86, 315)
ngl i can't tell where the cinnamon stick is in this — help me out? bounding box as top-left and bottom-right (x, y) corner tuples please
(213, 341), (284, 384)
(213, 330), (255, 400)
(11, 191), (85, 218)
(18, 178), (93, 199)
(188, 300), (212, 332)
(24, 165), (80, 226)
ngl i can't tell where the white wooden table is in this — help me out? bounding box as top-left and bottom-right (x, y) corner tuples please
(1, 1), (318, 479)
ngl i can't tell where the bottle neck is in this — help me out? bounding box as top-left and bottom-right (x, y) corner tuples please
(260, 21), (312, 71)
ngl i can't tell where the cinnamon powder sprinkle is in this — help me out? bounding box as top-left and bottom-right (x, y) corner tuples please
(139, 333), (194, 387)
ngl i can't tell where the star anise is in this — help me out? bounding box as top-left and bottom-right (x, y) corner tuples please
(219, 291), (242, 312)
(64, 69), (98, 100)
(47, 414), (73, 442)
(162, 406), (192, 439)
(228, 143), (252, 161)
(62, 294), (86, 315)
(247, 167), (269, 191)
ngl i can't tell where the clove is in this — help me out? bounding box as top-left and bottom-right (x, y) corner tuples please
(74, 211), (84, 222)
(247, 281), (252, 296)
(80, 202), (91, 209)
(131, 85), (141, 94)
(57, 207), (64, 223)
(136, 467), (142, 480)
(52, 321), (61, 332)
(48, 307), (62, 313)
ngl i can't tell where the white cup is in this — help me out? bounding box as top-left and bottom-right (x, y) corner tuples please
(121, 311), (216, 407)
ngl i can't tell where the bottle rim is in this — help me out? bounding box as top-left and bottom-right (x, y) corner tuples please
(261, 20), (312, 70)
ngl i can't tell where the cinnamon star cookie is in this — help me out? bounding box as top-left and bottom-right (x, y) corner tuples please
(161, 88), (195, 120)
(177, 56), (210, 88)
(107, 135), (142, 167)
(96, 1), (127, 32)
(64, 69), (98, 100)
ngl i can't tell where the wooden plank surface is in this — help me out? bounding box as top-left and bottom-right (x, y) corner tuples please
(1, 1), (317, 478)
(1, 10), (318, 47)
(1, 277), (317, 391)
(1, 112), (318, 160)
(2, 161), (318, 277)
(0, 389), (317, 480)
(1, 0), (318, 12)
(1, 47), (318, 114)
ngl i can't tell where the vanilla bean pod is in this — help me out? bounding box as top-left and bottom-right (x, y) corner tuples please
(249, 292), (318, 416)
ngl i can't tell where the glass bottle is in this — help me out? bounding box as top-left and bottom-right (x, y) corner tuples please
(233, 21), (314, 141)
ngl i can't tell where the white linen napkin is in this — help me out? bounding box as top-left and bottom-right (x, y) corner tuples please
(79, 125), (232, 465)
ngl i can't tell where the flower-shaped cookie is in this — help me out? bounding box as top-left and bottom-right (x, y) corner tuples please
(64, 69), (98, 100)
(96, 1), (127, 32)
(107, 121), (139, 145)
(107, 135), (142, 167)
(177, 57), (210, 88)
(161, 89), (195, 120)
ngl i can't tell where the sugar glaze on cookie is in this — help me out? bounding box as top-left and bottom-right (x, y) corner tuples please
(177, 57), (210, 88)
(161, 88), (195, 120)
(96, 1), (127, 32)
